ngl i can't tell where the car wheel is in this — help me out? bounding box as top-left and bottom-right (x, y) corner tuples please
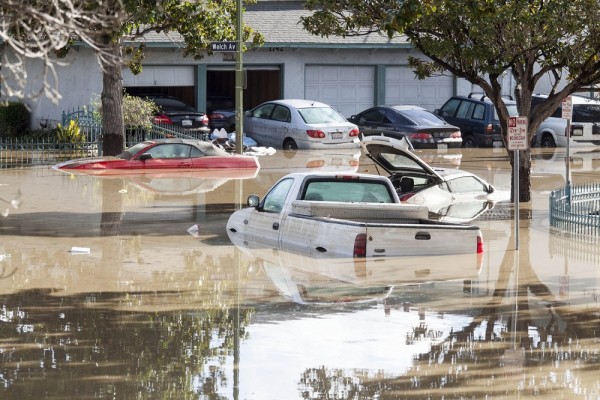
(462, 136), (476, 148)
(283, 138), (298, 151)
(541, 135), (556, 148)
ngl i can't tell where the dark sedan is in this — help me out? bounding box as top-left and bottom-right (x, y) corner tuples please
(209, 109), (236, 133)
(146, 96), (211, 135)
(349, 105), (462, 149)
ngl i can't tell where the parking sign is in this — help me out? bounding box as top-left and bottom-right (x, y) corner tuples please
(507, 116), (528, 150)
(562, 96), (573, 120)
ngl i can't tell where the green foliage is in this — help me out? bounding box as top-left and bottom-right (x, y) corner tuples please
(91, 93), (157, 129)
(119, 0), (264, 72)
(55, 120), (85, 144)
(0, 102), (30, 137)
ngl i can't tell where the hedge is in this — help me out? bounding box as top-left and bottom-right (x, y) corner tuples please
(0, 102), (30, 137)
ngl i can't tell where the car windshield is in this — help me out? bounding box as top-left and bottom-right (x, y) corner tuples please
(153, 98), (196, 112)
(493, 103), (519, 120)
(117, 142), (150, 160)
(298, 106), (347, 124)
(400, 109), (446, 125)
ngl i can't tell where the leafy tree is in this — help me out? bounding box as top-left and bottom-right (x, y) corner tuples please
(0, 0), (126, 101)
(95, 0), (264, 156)
(302, 0), (600, 201)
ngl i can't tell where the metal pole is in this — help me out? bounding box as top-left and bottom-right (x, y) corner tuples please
(566, 119), (571, 203)
(514, 150), (519, 250)
(234, 0), (244, 155)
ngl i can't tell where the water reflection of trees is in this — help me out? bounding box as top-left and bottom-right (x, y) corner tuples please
(0, 289), (252, 398)
(297, 228), (600, 399)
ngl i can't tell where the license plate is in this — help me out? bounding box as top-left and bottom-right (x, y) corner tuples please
(493, 141), (503, 148)
(331, 132), (343, 139)
(437, 143), (448, 150)
(182, 119), (192, 126)
(572, 128), (583, 136)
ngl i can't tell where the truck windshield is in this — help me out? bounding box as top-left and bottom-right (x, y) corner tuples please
(303, 180), (393, 203)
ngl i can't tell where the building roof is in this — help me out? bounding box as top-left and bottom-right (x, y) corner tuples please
(244, 1), (409, 48)
(135, 1), (410, 49)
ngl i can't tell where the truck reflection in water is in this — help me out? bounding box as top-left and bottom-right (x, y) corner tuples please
(228, 222), (483, 305)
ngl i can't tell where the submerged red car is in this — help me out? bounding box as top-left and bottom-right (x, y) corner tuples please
(54, 139), (260, 175)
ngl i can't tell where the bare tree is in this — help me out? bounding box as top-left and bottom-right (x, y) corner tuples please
(0, 0), (125, 103)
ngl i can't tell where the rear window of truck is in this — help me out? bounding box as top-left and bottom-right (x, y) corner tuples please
(302, 180), (394, 203)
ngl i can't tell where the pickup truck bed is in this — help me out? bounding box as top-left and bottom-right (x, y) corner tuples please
(291, 200), (428, 223)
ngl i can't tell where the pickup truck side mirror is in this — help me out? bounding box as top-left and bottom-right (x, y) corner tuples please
(244, 110), (252, 117)
(138, 153), (152, 161)
(247, 194), (260, 207)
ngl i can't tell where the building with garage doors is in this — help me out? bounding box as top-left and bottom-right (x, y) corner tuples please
(2, 0), (519, 128)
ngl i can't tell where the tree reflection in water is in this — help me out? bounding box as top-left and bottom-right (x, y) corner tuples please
(0, 290), (253, 398)
(297, 227), (600, 399)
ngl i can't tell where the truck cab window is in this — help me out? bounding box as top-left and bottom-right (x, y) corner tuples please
(263, 178), (294, 213)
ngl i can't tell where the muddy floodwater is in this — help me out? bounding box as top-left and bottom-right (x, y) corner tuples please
(1, 146), (600, 399)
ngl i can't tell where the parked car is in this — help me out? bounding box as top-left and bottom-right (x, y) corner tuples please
(53, 138), (260, 175)
(208, 109), (236, 133)
(348, 105), (462, 149)
(533, 116), (569, 148)
(435, 93), (519, 148)
(361, 135), (509, 222)
(532, 93), (600, 146)
(243, 99), (361, 150)
(143, 95), (211, 135)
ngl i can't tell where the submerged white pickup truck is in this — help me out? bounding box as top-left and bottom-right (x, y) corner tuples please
(226, 172), (484, 259)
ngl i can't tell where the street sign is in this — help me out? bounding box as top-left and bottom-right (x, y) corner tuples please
(562, 96), (573, 121)
(211, 41), (237, 52)
(507, 116), (528, 150)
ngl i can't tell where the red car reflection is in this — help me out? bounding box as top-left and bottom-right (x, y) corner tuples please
(54, 139), (260, 175)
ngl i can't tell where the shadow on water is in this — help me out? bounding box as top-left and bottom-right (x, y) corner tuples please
(1, 148), (600, 398)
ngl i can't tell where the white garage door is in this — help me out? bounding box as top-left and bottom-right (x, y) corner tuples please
(305, 66), (375, 118)
(385, 66), (453, 111)
(122, 66), (195, 87)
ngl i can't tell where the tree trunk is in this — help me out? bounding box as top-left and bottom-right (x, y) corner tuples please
(509, 147), (532, 202)
(101, 41), (124, 156)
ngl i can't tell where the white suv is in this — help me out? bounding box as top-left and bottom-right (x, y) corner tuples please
(533, 94), (600, 147)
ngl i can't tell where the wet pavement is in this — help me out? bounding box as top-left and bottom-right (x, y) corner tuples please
(1, 146), (600, 399)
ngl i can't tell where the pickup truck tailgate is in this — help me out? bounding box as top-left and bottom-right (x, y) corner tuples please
(364, 223), (482, 257)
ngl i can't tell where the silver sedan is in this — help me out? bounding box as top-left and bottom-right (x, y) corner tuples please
(243, 99), (361, 150)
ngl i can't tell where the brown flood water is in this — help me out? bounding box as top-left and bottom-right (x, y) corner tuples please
(1, 146), (600, 399)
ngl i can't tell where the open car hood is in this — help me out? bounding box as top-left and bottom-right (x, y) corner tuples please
(361, 136), (444, 181)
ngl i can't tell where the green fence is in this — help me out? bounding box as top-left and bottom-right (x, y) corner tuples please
(549, 183), (600, 236)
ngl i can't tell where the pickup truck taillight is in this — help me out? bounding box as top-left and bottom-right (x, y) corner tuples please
(477, 234), (484, 254)
(353, 233), (367, 258)
(485, 124), (494, 133)
(307, 130), (326, 138)
(349, 128), (360, 137)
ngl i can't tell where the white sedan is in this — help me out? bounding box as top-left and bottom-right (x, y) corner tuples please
(362, 135), (509, 222)
(243, 99), (361, 150)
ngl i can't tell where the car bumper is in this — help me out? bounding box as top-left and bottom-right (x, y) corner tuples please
(297, 140), (361, 150)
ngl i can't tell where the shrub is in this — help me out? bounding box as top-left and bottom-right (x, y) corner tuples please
(0, 102), (30, 137)
(55, 120), (85, 144)
(91, 93), (157, 129)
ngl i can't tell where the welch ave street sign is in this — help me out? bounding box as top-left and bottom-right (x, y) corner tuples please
(211, 41), (237, 52)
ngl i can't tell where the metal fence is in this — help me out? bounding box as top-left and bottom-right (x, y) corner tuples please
(549, 183), (600, 236)
(1, 113), (210, 168)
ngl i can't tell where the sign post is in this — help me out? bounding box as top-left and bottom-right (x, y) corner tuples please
(562, 96), (573, 191)
(507, 116), (528, 250)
